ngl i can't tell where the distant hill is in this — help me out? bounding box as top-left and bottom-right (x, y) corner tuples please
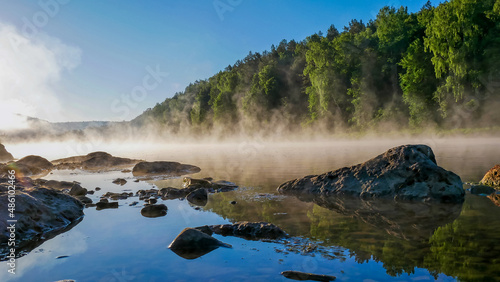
(133, 0), (500, 136)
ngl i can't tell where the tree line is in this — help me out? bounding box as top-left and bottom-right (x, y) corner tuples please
(132, 0), (500, 135)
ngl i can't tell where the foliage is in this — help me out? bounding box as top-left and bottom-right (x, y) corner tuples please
(133, 0), (500, 134)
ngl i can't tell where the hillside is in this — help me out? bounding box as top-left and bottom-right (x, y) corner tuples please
(132, 0), (500, 136)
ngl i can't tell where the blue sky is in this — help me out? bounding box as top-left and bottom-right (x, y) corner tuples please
(0, 0), (433, 124)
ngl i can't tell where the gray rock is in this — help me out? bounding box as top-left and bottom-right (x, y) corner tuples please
(278, 145), (464, 203)
(112, 178), (127, 185)
(168, 228), (231, 259)
(69, 184), (87, 196)
(96, 201), (119, 210)
(141, 204), (168, 218)
(186, 188), (208, 206)
(132, 161), (200, 177)
(52, 151), (140, 171)
(209, 221), (288, 240)
(0, 178), (84, 257)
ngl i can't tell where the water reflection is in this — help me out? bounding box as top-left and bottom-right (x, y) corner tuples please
(205, 188), (500, 280)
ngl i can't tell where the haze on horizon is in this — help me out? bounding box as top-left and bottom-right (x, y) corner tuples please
(0, 0), (433, 131)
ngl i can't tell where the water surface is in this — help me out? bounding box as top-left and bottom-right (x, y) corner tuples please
(1, 138), (499, 281)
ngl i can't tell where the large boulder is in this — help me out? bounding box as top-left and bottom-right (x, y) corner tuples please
(168, 228), (231, 259)
(132, 161), (200, 177)
(52, 151), (140, 171)
(480, 164), (500, 187)
(278, 145), (464, 203)
(0, 155), (54, 178)
(209, 221), (288, 240)
(0, 144), (14, 163)
(0, 178), (84, 259)
(16, 155), (54, 171)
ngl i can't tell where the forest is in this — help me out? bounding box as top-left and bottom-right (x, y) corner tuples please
(132, 0), (500, 136)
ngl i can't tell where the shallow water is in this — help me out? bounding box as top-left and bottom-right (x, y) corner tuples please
(1, 138), (499, 281)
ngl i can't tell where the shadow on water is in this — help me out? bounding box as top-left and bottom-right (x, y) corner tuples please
(205, 188), (500, 280)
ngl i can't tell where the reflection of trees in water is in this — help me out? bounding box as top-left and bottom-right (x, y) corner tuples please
(424, 195), (500, 281)
(205, 190), (500, 279)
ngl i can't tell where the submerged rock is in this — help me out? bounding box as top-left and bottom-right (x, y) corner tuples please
(186, 188), (208, 206)
(480, 165), (500, 187)
(168, 228), (231, 259)
(209, 221), (288, 240)
(140, 204), (168, 218)
(159, 187), (190, 199)
(52, 151), (140, 171)
(0, 178), (84, 259)
(278, 145), (464, 203)
(132, 161), (200, 177)
(281, 271), (336, 281)
(0, 144), (14, 162)
(102, 192), (133, 200)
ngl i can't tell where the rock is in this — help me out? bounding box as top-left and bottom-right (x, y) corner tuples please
(136, 189), (159, 200)
(0, 144), (14, 162)
(129, 201), (139, 206)
(35, 179), (78, 191)
(96, 201), (119, 210)
(230, 201), (237, 205)
(112, 178), (127, 185)
(278, 145), (464, 203)
(470, 185), (496, 195)
(95, 187), (101, 191)
(183, 177), (237, 192)
(1, 155), (54, 178)
(281, 271), (336, 281)
(140, 204), (168, 218)
(16, 155), (54, 171)
(146, 198), (157, 204)
(101, 192), (132, 200)
(186, 188), (208, 206)
(209, 221), (288, 240)
(52, 151), (140, 171)
(480, 165), (500, 187)
(0, 178), (84, 257)
(168, 228), (231, 259)
(132, 161), (200, 177)
(76, 196), (93, 204)
(68, 184), (88, 196)
(159, 187), (190, 199)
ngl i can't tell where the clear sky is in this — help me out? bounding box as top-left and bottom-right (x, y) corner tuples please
(0, 0), (432, 127)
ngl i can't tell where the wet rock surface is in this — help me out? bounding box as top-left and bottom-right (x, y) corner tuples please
(278, 145), (464, 203)
(281, 270), (336, 281)
(208, 221), (288, 240)
(186, 188), (208, 206)
(132, 161), (201, 177)
(52, 151), (140, 171)
(0, 178), (84, 259)
(168, 228), (231, 259)
(480, 164), (500, 187)
(470, 185), (496, 195)
(140, 204), (168, 218)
